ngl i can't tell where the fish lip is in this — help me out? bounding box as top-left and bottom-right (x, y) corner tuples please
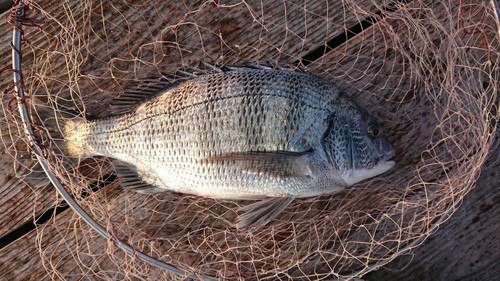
(381, 160), (396, 169)
(340, 160), (395, 186)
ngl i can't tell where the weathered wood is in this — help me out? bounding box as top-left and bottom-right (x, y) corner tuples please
(0, 0), (497, 279)
(0, 183), (123, 280)
(0, 0), (381, 240)
(0, 0), (12, 14)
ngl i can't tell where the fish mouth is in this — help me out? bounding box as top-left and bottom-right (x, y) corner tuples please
(378, 150), (395, 172)
(341, 142), (395, 186)
(341, 160), (395, 186)
(377, 138), (396, 162)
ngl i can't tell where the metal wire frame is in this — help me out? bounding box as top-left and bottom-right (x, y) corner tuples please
(492, 0), (500, 38)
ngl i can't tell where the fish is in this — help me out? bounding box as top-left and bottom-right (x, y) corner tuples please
(62, 64), (396, 229)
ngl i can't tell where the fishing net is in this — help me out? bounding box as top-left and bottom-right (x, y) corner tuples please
(1, 0), (498, 279)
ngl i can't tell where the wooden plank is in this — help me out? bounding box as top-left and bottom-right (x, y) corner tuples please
(0, 1), (12, 14)
(0, 0), (497, 280)
(0, 0), (382, 240)
(0, 183), (124, 280)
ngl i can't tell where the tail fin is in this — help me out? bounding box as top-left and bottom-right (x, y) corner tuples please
(30, 98), (65, 148)
(18, 97), (86, 188)
(30, 97), (89, 158)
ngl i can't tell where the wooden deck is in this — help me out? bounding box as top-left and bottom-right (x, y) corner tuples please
(0, 0), (498, 279)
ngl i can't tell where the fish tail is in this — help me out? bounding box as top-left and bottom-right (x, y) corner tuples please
(30, 97), (90, 158)
(20, 97), (88, 188)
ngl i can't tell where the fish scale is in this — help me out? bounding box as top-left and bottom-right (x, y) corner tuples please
(63, 65), (395, 228)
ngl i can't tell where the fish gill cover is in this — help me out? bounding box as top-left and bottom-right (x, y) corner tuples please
(0, 0), (498, 280)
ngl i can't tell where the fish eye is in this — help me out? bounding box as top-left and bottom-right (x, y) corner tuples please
(367, 125), (380, 138)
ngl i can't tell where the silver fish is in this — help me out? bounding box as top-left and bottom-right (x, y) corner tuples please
(64, 65), (395, 229)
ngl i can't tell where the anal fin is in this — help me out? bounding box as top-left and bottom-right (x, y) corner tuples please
(112, 160), (166, 194)
(236, 197), (295, 231)
(22, 157), (80, 189)
(22, 161), (51, 189)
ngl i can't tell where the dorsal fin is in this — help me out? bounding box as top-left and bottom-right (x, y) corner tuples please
(109, 62), (304, 116)
(220, 62), (304, 73)
(108, 63), (225, 116)
(109, 74), (184, 116)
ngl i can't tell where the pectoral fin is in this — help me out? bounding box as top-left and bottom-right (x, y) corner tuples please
(236, 197), (295, 230)
(112, 160), (166, 193)
(201, 150), (313, 178)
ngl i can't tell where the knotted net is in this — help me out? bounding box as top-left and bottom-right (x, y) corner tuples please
(0, 0), (498, 280)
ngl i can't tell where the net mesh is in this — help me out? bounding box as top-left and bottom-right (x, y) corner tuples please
(1, 0), (498, 279)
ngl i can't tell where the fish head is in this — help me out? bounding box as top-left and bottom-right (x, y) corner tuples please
(323, 98), (396, 186)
